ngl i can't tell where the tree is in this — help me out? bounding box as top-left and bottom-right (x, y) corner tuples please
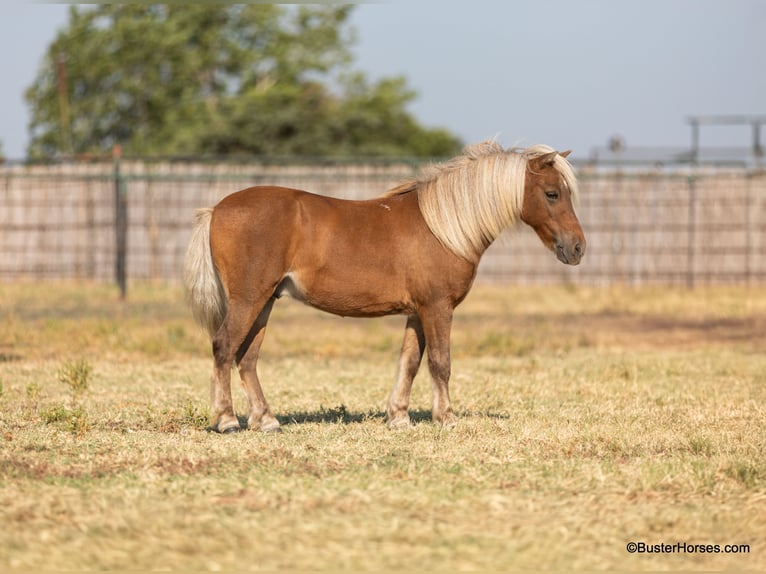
(26, 5), (460, 159)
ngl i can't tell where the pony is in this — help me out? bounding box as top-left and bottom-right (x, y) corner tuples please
(183, 141), (585, 432)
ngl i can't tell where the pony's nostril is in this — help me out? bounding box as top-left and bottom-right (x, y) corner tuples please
(574, 242), (582, 256)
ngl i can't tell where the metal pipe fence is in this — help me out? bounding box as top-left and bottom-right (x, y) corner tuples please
(1, 159), (765, 292)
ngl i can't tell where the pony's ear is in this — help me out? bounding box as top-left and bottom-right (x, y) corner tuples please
(559, 149), (572, 158)
(537, 151), (559, 167)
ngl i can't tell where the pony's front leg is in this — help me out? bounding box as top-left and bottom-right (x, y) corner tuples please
(387, 314), (426, 429)
(421, 306), (457, 427)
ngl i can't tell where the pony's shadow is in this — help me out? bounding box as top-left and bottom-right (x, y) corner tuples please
(277, 407), (434, 426)
(233, 407), (511, 428)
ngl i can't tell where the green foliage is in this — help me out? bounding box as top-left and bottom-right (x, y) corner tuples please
(181, 399), (209, 431)
(725, 460), (762, 488)
(25, 382), (42, 402)
(57, 358), (92, 399)
(41, 403), (89, 435)
(37, 358), (94, 435)
(26, 5), (460, 159)
(142, 400), (209, 432)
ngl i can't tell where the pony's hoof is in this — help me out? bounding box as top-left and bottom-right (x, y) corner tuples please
(259, 420), (282, 433)
(221, 426), (242, 434)
(387, 416), (412, 430)
(438, 413), (458, 428)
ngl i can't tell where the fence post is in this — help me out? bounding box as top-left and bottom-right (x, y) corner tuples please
(113, 145), (127, 300)
(745, 172), (752, 285)
(686, 173), (696, 289)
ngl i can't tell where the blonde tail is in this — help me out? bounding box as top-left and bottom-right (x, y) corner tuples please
(183, 208), (227, 339)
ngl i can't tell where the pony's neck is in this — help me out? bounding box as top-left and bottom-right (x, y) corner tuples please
(415, 151), (526, 262)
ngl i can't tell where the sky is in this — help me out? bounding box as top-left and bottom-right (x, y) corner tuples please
(1, 1), (765, 160)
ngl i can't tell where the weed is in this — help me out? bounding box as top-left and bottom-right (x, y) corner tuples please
(688, 435), (713, 456)
(57, 358), (92, 399)
(181, 399), (209, 430)
(40, 403), (89, 435)
(41, 358), (94, 436)
(142, 400), (209, 432)
(724, 461), (762, 488)
(40, 403), (70, 424)
(25, 381), (42, 401)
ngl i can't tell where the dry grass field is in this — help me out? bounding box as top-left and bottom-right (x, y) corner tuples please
(1, 281), (765, 570)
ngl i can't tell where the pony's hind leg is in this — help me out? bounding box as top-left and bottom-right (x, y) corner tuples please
(386, 314), (426, 429)
(210, 313), (242, 433)
(210, 295), (273, 433)
(236, 296), (280, 432)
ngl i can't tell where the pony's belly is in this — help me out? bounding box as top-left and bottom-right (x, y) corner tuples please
(274, 271), (413, 318)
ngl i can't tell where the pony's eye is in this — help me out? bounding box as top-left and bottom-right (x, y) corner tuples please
(545, 190), (559, 201)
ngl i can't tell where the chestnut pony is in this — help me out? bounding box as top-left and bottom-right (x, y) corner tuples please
(184, 141), (585, 433)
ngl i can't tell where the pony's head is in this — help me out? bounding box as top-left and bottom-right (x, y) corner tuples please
(386, 141), (586, 265)
(521, 145), (585, 265)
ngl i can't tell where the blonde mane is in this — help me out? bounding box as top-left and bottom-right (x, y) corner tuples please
(384, 141), (578, 261)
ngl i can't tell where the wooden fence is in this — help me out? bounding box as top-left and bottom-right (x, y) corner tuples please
(1, 159), (765, 289)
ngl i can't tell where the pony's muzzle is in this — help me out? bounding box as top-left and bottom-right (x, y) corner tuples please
(554, 235), (585, 265)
